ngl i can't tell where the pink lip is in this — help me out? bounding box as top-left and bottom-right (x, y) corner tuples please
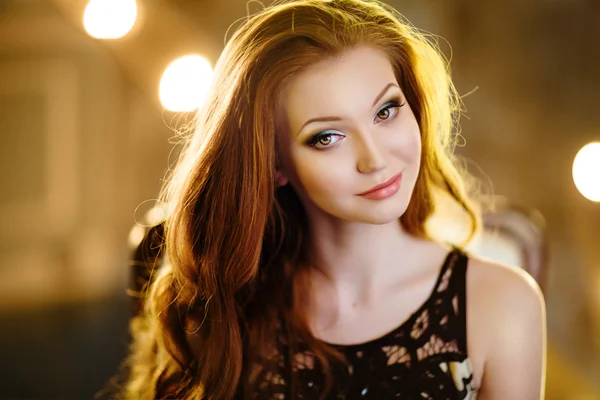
(357, 172), (403, 200)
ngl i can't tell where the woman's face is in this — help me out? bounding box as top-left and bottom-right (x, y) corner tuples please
(277, 46), (422, 225)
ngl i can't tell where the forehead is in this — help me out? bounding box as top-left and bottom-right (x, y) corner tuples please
(280, 46), (398, 126)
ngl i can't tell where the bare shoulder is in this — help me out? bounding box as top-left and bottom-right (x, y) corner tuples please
(466, 255), (544, 313)
(465, 255), (547, 399)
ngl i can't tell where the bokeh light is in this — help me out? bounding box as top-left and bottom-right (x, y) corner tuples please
(128, 224), (145, 248)
(83, 0), (138, 39)
(573, 142), (600, 202)
(145, 205), (166, 226)
(159, 55), (214, 112)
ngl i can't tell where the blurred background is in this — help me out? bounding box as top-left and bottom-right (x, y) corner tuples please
(0, 0), (599, 398)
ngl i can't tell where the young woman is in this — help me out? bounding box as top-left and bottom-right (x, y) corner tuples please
(122, 0), (546, 398)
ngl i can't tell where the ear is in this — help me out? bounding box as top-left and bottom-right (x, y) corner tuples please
(275, 170), (289, 187)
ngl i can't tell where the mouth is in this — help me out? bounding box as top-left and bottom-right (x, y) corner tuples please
(357, 172), (403, 196)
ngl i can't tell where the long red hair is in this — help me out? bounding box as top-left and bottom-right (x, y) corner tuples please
(122, 0), (480, 398)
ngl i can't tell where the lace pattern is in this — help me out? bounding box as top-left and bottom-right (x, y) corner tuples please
(250, 248), (478, 400)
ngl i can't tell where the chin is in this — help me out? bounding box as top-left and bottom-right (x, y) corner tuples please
(308, 189), (413, 225)
(358, 208), (407, 225)
(339, 200), (410, 225)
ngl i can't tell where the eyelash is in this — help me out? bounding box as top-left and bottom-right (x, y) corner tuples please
(306, 98), (405, 149)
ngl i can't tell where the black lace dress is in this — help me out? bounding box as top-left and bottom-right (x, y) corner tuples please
(250, 248), (478, 400)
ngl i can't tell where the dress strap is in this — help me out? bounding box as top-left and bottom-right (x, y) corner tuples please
(431, 247), (462, 295)
(446, 247), (470, 352)
(427, 246), (470, 352)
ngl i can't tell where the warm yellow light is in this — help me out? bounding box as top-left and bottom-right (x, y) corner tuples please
(573, 142), (600, 202)
(159, 55), (213, 112)
(128, 224), (146, 248)
(145, 205), (166, 226)
(83, 0), (137, 39)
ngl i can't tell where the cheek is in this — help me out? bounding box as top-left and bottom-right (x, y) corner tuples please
(389, 121), (422, 168)
(290, 151), (353, 199)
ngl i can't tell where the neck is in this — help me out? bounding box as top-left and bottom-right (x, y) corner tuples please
(299, 206), (451, 338)
(305, 210), (423, 287)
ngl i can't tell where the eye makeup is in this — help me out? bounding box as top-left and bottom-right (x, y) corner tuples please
(304, 96), (406, 150)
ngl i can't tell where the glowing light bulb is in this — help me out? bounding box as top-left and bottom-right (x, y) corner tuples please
(159, 55), (214, 112)
(573, 142), (600, 202)
(83, 0), (138, 39)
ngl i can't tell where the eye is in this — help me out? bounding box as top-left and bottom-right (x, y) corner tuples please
(375, 100), (404, 123)
(306, 131), (344, 149)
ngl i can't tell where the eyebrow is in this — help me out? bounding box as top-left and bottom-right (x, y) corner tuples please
(296, 82), (400, 136)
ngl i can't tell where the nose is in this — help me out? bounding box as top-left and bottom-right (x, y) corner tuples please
(355, 134), (388, 174)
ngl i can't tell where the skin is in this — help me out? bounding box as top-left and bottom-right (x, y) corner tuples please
(276, 46), (546, 398)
